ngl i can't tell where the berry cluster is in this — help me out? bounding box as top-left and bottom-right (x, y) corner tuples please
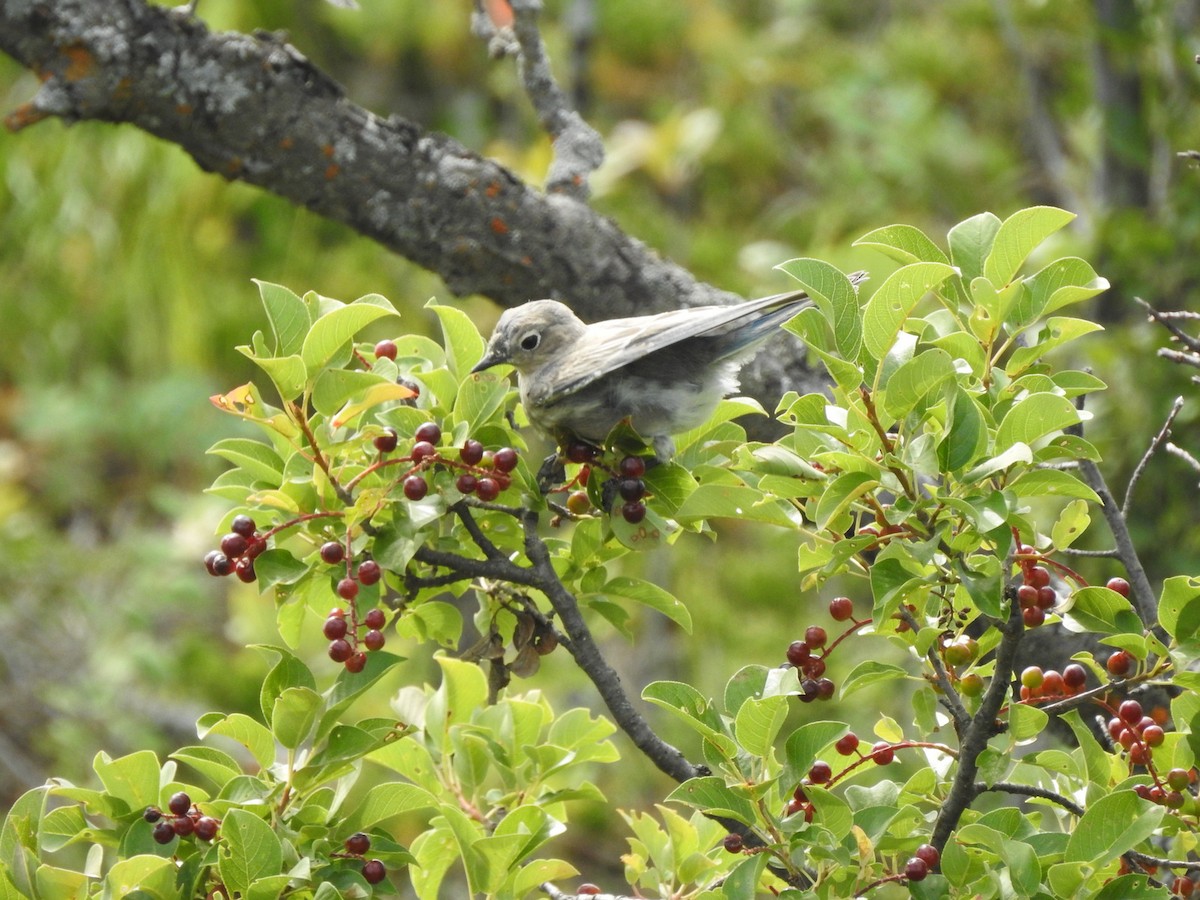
(341, 831), (387, 885)
(561, 442), (650, 524)
(1106, 698), (1167, 767)
(318, 539), (389, 672)
(204, 515), (267, 584)
(903, 844), (940, 882)
(1014, 546), (1057, 628)
(1018, 663), (1089, 701)
(145, 791), (220, 844)
(786, 597), (865, 703)
(378, 421), (519, 504)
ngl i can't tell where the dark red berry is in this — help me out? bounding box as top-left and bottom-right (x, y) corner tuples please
(617, 478), (645, 501)
(723, 832), (743, 853)
(460, 439), (485, 465)
(373, 339), (398, 361)
(619, 456), (647, 478)
(786, 640), (811, 667)
(231, 515), (257, 537)
(1120, 699), (1144, 726)
(798, 678), (819, 702)
(621, 501), (647, 524)
(345, 832), (371, 855)
(476, 477), (501, 502)
(357, 560), (382, 585)
(323, 616), (349, 641)
(1143, 724), (1166, 747)
(1168, 768), (1190, 791)
(1176, 875), (1195, 897)
(362, 859), (386, 885)
(364, 608), (386, 630)
(345, 652), (368, 673)
(168, 792), (191, 816)
(172, 815), (194, 837)
(220, 533), (249, 558)
(1107, 577), (1131, 597)
(815, 677), (836, 700)
(1166, 791), (1186, 809)
(364, 630), (385, 651)
(374, 428), (399, 453)
(1036, 586), (1057, 609)
(805, 657), (826, 679)
(328, 639), (353, 663)
(319, 541), (345, 565)
(1130, 743), (1151, 765)
(1040, 670), (1064, 695)
(337, 577), (359, 600)
(808, 760), (832, 784)
(1016, 584), (1039, 609)
(244, 537), (267, 559)
(403, 475), (429, 500)
(835, 733), (860, 756)
(915, 844), (939, 867)
(411, 441), (437, 463)
(905, 857), (929, 881)
(494, 447), (518, 473)
(234, 557), (256, 583)
(414, 422), (441, 445)
(1107, 650), (1135, 677)
(566, 441), (599, 464)
(804, 626), (827, 649)
(194, 816), (219, 841)
(456, 473), (478, 494)
(152, 821), (176, 844)
(208, 552), (233, 577)
(143, 807), (161, 823)
(1026, 565), (1051, 589)
(872, 742), (895, 765)
(1022, 606), (1045, 628)
(829, 596), (854, 621)
(1063, 664), (1087, 691)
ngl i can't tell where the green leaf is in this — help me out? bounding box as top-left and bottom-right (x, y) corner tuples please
(781, 721), (850, 789)
(301, 294), (399, 375)
(1062, 587), (1142, 635)
(862, 262), (957, 362)
(218, 809), (284, 896)
(311, 368), (391, 418)
(724, 666), (769, 718)
(1064, 791), (1164, 865)
(237, 349), (308, 403)
(674, 483), (795, 527)
(343, 783), (439, 833)
(948, 211), (1002, 282)
(1026, 257), (1110, 319)
(1062, 709), (1114, 784)
(641, 682), (734, 753)
(588, 576), (692, 633)
(429, 300), (487, 379)
(271, 686), (322, 750)
(93, 750), (160, 814)
(1006, 469), (1100, 503)
(105, 855), (178, 900)
(253, 280), (310, 356)
(317, 650), (404, 741)
(168, 746), (243, 789)
(207, 438), (285, 484)
(995, 392), (1081, 451)
(839, 660), (909, 700)
(252, 549), (308, 592)
(196, 713), (276, 771)
(854, 223), (949, 265)
(254, 644), (317, 725)
(881, 348), (956, 419)
(426, 657), (489, 747)
(813, 472), (877, 532)
(1006, 317), (1105, 375)
(733, 696), (789, 757)
(665, 777), (758, 825)
(1009, 702), (1048, 742)
(776, 257), (864, 361)
(1051, 499), (1091, 551)
(807, 787), (853, 840)
(1157, 576), (1200, 642)
(983, 206), (1075, 287)
(939, 387), (989, 473)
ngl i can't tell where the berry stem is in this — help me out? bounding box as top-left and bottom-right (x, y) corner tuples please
(289, 401), (353, 506)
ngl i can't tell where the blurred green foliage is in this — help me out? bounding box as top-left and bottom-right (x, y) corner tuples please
(1, 0), (1199, 879)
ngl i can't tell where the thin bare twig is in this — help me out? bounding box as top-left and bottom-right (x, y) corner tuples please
(1123, 396), (1184, 516)
(1166, 442), (1200, 476)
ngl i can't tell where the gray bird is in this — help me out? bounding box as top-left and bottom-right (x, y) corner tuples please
(471, 287), (828, 459)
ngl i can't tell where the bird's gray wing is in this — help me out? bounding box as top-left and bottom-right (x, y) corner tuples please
(529, 288), (813, 406)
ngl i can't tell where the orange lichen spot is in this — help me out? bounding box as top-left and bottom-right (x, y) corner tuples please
(4, 103), (51, 133)
(322, 144), (335, 158)
(520, 256), (533, 266)
(490, 217), (509, 235)
(486, 181), (501, 198)
(62, 44), (95, 81)
(114, 77), (134, 100)
(325, 163), (340, 180)
(176, 103), (193, 116)
(487, 0), (513, 27)
(227, 157), (244, 176)
(279, 136), (295, 150)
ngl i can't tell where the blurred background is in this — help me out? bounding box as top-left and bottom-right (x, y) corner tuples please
(1, 0), (1199, 884)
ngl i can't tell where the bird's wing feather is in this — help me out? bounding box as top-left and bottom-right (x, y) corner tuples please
(532, 289), (813, 405)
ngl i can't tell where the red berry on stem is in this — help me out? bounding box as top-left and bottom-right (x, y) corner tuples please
(345, 832), (371, 855)
(328, 640), (353, 663)
(220, 533), (249, 558)
(1107, 650), (1135, 677)
(476, 477), (501, 502)
(804, 626), (827, 648)
(337, 577), (359, 600)
(403, 475), (428, 501)
(357, 560), (382, 585)
(323, 616), (349, 641)
(1036, 586), (1057, 609)
(621, 500), (646, 524)
(619, 455), (647, 478)
(915, 844), (939, 867)
(414, 422), (441, 445)
(1040, 670), (1064, 695)
(786, 641), (811, 667)
(1143, 724), (1165, 747)
(1026, 565), (1051, 589)
(320, 541), (345, 565)
(835, 733), (860, 756)
(209, 552), (233, 577)
(374, 428), (398, 453)
(1107, 577), (1131, 597)
(460, 439), (485, 465)
(1022, 606), (1045, 628)
(172, 815), (194, 837)
(566, 442), (598, 464)
(829, 596), (854, 621)
(364, 629), (385, 651)
(195, 816), (219, 841)
(815, 677), (836, 700)
(364, 608), (386, 629)
(235, 557), (256, 583)
(373, 339), (398, 360)
(328, 607), (346, 619)
(1168, 768), (1190, 791)
(144, 807), (161, 823)
(362, 859), (386, 885)
(805, 657), (826, 679)
(1016, 584), (1039, 609)
(345, 652), (368, 673)
(152, 821), (176, 844)
(872, 742), (895, 765)
(618, 478), (645, 501)
(1120, 700), (1144, 726)
(411, 441), (437, 463)
(723, 833), (743, 853)
(808, 760), (832, 784)
(168, 792), (191, 816)
(905, 857), (929, 881)
(231, 514), (257, 537)
(1063, 664), (1087, 691)
(456, 473), (478, 494)
(494, 447), (519, 473)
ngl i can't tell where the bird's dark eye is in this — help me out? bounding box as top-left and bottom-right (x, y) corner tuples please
(520, 333), (541, 351)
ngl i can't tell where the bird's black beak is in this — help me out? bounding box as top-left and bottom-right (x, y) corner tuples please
(470, 348), (506, 374)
